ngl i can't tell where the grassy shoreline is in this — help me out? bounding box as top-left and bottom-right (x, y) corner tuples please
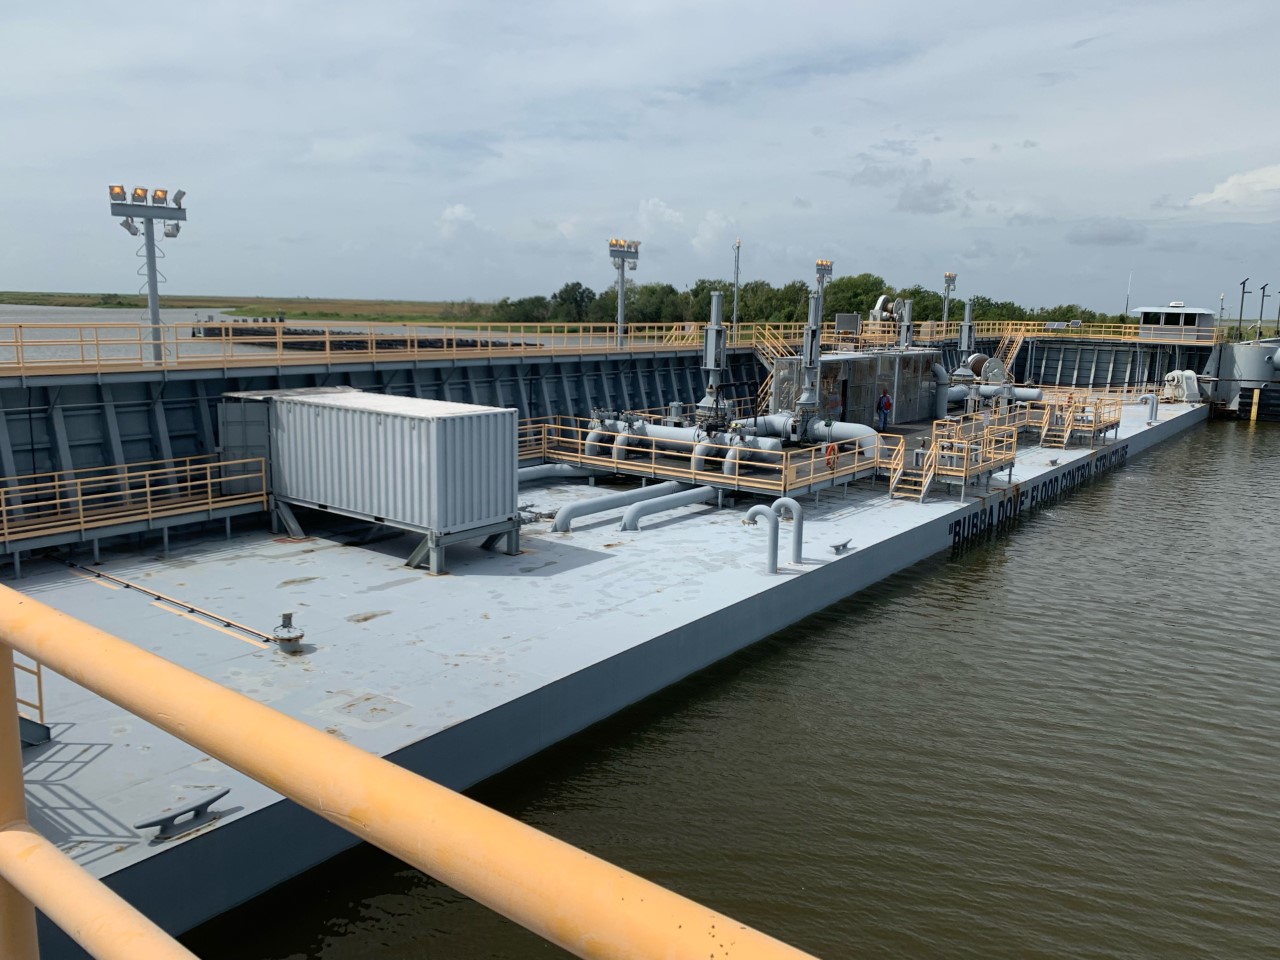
(0, 291), (494, 323)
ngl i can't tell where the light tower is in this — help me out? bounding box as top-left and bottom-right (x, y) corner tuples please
(109, 184), (188, 361)
(942, 271), (957, 327)
(608, 238), (640, 349)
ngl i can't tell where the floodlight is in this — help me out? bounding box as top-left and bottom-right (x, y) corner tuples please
(109, 184), (126, 202)
(152, 188), (168, 206)
(172, 189), (185, 209)
(164, 222), (180, 238)
(120, 218), (140, 236)
(132, 187), (148, 203)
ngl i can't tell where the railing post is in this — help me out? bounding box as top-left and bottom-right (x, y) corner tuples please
(0, 647), (39, 960)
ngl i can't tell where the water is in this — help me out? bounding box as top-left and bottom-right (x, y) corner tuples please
(185, 421), (1280, 959)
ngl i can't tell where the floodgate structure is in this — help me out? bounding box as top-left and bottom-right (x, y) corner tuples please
(0, 287), (1275, 958)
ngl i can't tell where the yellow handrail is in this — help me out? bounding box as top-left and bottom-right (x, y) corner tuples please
(0, 647), (198, 960)
(0, 588), (818, 960)
(1, 457), (268, 546)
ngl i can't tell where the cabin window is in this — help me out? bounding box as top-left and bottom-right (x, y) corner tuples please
(1183, 314), (1197, 326)
(1163, 312), (1181, 325)
(1141, 312), (1157, 325)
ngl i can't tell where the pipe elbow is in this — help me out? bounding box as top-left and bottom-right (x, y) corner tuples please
(770, 497), (803, 521)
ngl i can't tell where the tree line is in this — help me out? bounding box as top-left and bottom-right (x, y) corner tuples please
(485, 273), (1130, 328)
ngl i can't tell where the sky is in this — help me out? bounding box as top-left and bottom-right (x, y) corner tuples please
(3, 0), (1280, 316)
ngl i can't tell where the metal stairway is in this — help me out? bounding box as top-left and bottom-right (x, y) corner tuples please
(754, 325), (798, 414)
(890, 444), (936, 501)
(993, 326), (1025, 372)
(1040, 401), (1075, 448)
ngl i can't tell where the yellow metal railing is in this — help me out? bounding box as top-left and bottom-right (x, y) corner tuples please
(0, 315), (1225, 379)
(913, 319), (1226, 345)
(0, 319), (815, 376)
(12, 656), (42, 725)
(0, 456), (268, 546)
(0, 588), (818, 960)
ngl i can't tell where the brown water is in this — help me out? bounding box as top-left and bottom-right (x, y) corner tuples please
(186, 420), (1280, 959)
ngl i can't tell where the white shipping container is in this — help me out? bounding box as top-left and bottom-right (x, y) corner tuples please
(268, 393), (518, 535)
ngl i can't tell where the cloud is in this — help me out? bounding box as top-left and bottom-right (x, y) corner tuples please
(1036, 71), (1073, 86)
(1066, 218), (1147, 246)
(436, 203), (476, 237)
(638, 197), (684, 231)
(871, 139), (916, 156)
(1149, 236), (1200, 253)
(1021, 139), (1038, 149)
(692, 210), (733, 252)
(792, 197), (812, 209)
(1187, 164), (1280, 218)
(959, 239), (996, 263)
(894, 160), (958, 214)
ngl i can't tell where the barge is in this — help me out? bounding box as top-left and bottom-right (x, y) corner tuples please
(1, 284), (1222, 957)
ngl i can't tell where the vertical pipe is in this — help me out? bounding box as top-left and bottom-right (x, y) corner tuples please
(732, 238), (741, 343)
(0, 647), (39, 960)
(143, 218), (163, 363)
(797, 293), (821, 409)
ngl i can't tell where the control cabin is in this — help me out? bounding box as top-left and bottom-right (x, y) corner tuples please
(1132, 302), (1216, 341)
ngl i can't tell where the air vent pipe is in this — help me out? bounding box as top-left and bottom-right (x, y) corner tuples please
(742, 504), (779, 574)
(770, 497), (804, 565)
(1137, 393), (1158, 425)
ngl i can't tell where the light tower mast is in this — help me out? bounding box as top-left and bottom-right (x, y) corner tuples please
(109, 184), (188, 362)
(608, 238), (640, 349)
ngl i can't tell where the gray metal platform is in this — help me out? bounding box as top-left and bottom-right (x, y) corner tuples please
(15, 401), (1208, 957)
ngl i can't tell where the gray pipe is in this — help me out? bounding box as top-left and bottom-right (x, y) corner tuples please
(737, 413), (796, 438)
(585, 430), (611, 457)
(692, 440), (718, 472)
(552, 480), (686, 532)
(932, 363), (950, 419)
(620, 485), (717, 531)
(1269, 347), (1280, 368)
(1137, 392), (1158, 425)
(803, 419), (878, 451)
(947, 385), (968, 403)
(612, 433), (633, 462)
(743, 504), (779, 574)
(722, 435), (785, 476)
(978, 385), (1043, 401)
(770, 497), (804, 564)
(518, 464), (598, 484)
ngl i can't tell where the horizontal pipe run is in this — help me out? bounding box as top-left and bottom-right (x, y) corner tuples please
(553, 480), (687, 531)
(977, 385), (1044, 401)
(517, 464), (598, 484)
(0, 587), (817, 960)
(620, 486), (716, 531)
(0, 823), (198, 960)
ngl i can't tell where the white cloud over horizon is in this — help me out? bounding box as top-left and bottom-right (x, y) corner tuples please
(1, 1), (1279, 314)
